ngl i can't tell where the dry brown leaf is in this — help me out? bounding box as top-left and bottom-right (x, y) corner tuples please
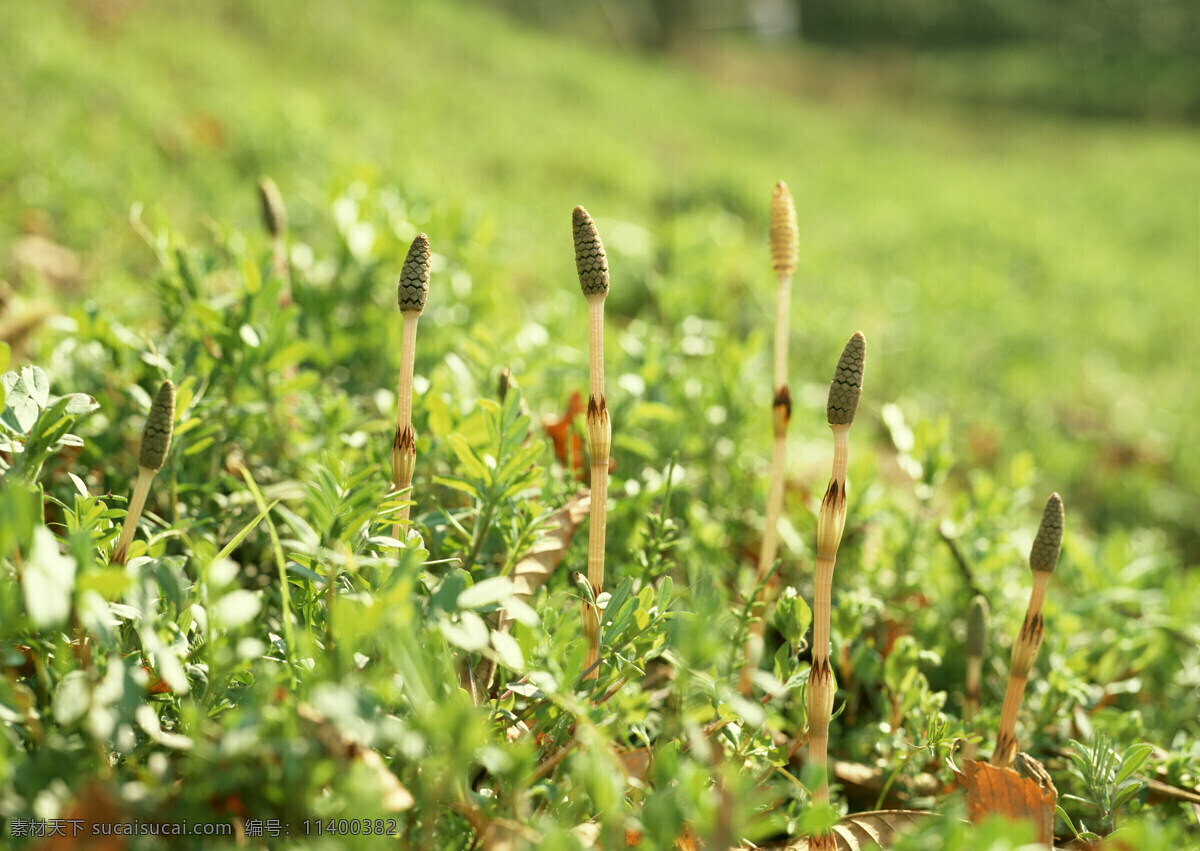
(948, 750), (1055, 845)
(297, 702), (414, 811)
(511, 493), (591, 603)
(625, 822), (699, 848)
(617, 746), (653, 782)
(34, 781), (127, 851)
(783, 810), (934, 850)
(544, 391), (587, 476)
(11, 234), (82, 291)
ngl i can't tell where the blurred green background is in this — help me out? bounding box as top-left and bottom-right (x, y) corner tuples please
(2, 0), (1198, 561)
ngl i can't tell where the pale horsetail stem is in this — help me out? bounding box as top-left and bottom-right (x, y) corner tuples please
(991, 493), (1064, 767)
(392, 234), (431, 542)
(963, 594), (989, 760)
(111, 381), (176, 565)
(807, 332), (864, 846)
(573, 206), (611, 681)
(739, 182), (799, 697)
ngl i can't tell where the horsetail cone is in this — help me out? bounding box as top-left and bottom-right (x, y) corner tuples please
(112, 380), (175, 564)
(397, 234), (432, 313)
(572, 206), (609, 296)
(769, 182), (798, 279)
(967, 595), (990, 658)
(139, 381), (176, 472)
(257, 176), (287, 239)
(1030, 493), (1065, 574)
(827, 332), (865, 426)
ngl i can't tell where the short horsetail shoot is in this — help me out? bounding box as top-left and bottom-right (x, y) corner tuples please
(256, 176), (288, 282)
(807, 332), (864, 848)
(392, 233), (431, 542)
(111, 380), (175, 565)
(964, 594), (989, 759)
(992, 493), (1064, 767)
(573, 205), (611, 682)
(740, 181), (799, 697)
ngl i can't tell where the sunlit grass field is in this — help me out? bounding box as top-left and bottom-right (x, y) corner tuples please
(2, 1), (1199, 845)
(5, 0), (1196, 558)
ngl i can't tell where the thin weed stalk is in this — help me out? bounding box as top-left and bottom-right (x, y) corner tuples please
(991, 493), (1064, 767)
(391, 234), (431, 542)
(573, 206), (611, 681)
(740, 181), (799, 696)
(111, 380), (175, 564)
(807, 332), (864, 849)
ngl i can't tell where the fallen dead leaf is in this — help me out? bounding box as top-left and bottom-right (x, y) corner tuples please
(948, 748), (1056, 845)
(511, 492), (591, 603)
(34, 781), (127, 851)
(544, 391), (587, 476)
(781, 809), (934, 850)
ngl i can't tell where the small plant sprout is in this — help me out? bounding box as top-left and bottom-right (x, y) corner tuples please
(573, 205), (611, 681)
(807, 331), (865, 848)
(111, 380), (175, 565)
(963, 594), (989, 759)
(740, 181), (799, 697)
(256, 176), (288, 281)
(991, 492), (1064, 767)
(391, 233), (431, 542)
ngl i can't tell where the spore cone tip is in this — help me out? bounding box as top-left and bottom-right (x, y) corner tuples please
(827, 331), (865, 426)
(397, 234), (432, 313)
(257, 176), (286, 239)
(770, 182), (798, 278)
(572, 206), (609, 296)
(1029, 492), (1064, 574)
(139, 380), (176, 472)
(966, 595), (989, 657)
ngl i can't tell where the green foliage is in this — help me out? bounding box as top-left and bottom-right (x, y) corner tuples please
(1, 184), (1196, 845)
(1, 2), (1199, 846)
(1059, 732), (1155, 841)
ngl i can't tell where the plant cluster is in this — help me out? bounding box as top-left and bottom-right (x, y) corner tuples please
(1, 176), (1198, 850)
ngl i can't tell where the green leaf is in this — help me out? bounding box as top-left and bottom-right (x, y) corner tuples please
(62, 394), (100, 416)
(243, 257), (262, 295)
(21, 365), (50, 407)
(491, 630), (524, 670)
(213, 590), (262, 630)
(773, 586), (813, 648)
(2, 372), (40, 432)
(23, 527), (78, 628)
(239, 323), (261, 348)
(76, 568), (132, 599)
(448, 433), (489, 482)
(654, 575), (673, 616)
(441, 610), (489, 652)
(432, 475), (480, 500)
(1114, 743), (1153, 785)
(53, 671), (91, 726)
(458, 576), (515, 610)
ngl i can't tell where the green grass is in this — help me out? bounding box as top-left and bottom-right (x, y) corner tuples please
(4, 0), (1197, 558)
(2, 1), (1199, 847)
